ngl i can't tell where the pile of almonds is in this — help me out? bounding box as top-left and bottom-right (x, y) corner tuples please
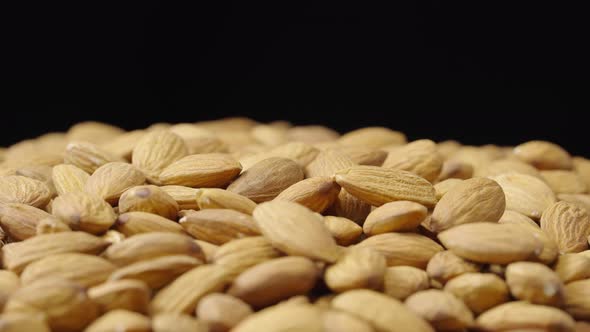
(1, 118), (590, 332)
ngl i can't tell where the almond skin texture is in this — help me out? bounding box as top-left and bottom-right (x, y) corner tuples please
(118, 185), (179, 220)
(554, 254), (590, 283)
(51, 191), (117, 234)
(0, 203), (52, 240)
(88, 279), (151, 314)
(514, 140), (573, 170)
(115, 211), (185, 236)
(492, 173), (557, 220)
(196, 293), (253, 332)
(476, 301), (575, 332)
(505, 261), (565, 306)
(335, 166), (437, 207)
(405, 289), (474, 331)
(109, 255), (202, 289)
(444, 273), (509, 314)
(179, 209), (260, 245)
(383, 266), (430, 300)
(212, 236), (281, 279)
(253, 201), (341, 263)
(363, 201), (428, 235)
(131, 130), (188, 182)
(85, 162), (146, 204)
(274, 177), (341, 213)
(357, 232), (443, 268)
(228, 157), (305, 203)
(438, 222), (543, 264)
(0, 175), (52, 208)
(159, 153), (242, 188)
(64, 141), (124, 174)
(159, 185), (200, 210)
(541, 201), (590, 254)
(430, 177), (506, 232)
(196, 188), (257, 215)
(324, 216), (363, 245)
(52, 164), (90, 195)
(426, 250), (481, 284)
(324, 247), (387, 293)
(333, 146), (387, 166)
(381, 139), (443, 182)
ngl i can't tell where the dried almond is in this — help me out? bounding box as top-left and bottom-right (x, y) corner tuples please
(382, 266), (429, 300)
(160, 185), (200, 210)
(152, 313), (209, 332)
(103, 232), (204, 266)
(196, 188), (257, 215)
(194, 239), (219, 263)
(426, 250), (481, 284)
(109, 255), (203, 289)
(118, 185), (179, 220)
(339, 127), (407, 149)
(100, 129), (145, 159)
(51, 191), (116, 234)
(477, 159), (541, 178)
(325, 247), (386, 293)
(196, 293), (253, 332)
(159, 153), (241, 188)
(333, 146), (387, 166)
(498, 209), (539, 227)
(438, 222), (542, 264)
(574, 157), (590, 190)
(498, 211), (558, 264)
(363, 201), (427, 235)
(84, 310), (151, 332)
(505, 261), (564, 306)
(274, 177), (340, 213)
(85, 162), (146, 204)
(179, 209), (260, 245)
(305, 148), (355, 178)
(541, 170), (587, 194)
(382, 139), (443, 182)
(514, 140), (573, 170)
(541, 201), (590, 253)
(357, 232), (443, 268)
(324, 215), (363, 245)
(132, 130), (188, 182)
(0, 203), (52, 240)
(327, 189), (372, 224)
(476, 301), (575, 332)
(64, 141), (123, 174)
(444, 272), (509, 314)
(335, 166), (437, 207)
(52, 164), (90, 195)
(232, 303), (324, 332)
(287, 125), (339, 144)
(227, 256), (318, 308)
(252, 201), (341, 262)
(433, 178), (462, 200)
(115, 211), (185, 236)
(228, 157), (304, 203)
(322, 309), (375, 332)
(67, 121), (124, 144)
(437, 160), (473, 181)
(405, 289), (474, 331)
(0, 175), (52, 208)
(0, 270), (20, 310)
(554, 253), (590, 283)
(564, 279), (590, 319)
(490, 172), (556, 219)
(0, 312), (50, 332)
(558, 194), (590, 212)
(251, 124), (288, 146)
(212, 236), (281, 279)
(88, 279), (151, 314)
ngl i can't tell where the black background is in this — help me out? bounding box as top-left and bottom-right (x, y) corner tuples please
(2, 1), (589, 155)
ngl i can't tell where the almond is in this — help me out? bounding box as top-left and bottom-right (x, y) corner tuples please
(232, 303), (324, 332)
(476, 301), (575, 332)
(405, 289), (474, 331)
(444, 273), (509, 314)
(88, 279), (151, 314)
(52, 164), (90, 195)
(0, 203), (52, 240)
(115, 211), (185, 236)
(64, 141), (124, 174)
(541, 170), (587, 194)
(327, 189), (372, 224)
(109, 255), (202, 289)
(574, 156), (590, 190)
(324, 215), (363, 245)
(382, 139), (443, 182)
(160, 185), (200, 210)
(477, 159), (542, 178)
(433, 178), (462, 200)
(152, 313), (209, 332)
(554, 253), (590, 283)
(558, 194), (590, 212)
(85, 162), (146, 204)
(339, 127), (407, 149)
(514, 140), (573, 170)
(325, 247), (387, 293)
(437, 160), (473, 181)
(383, 266), (430, 300)
(194, 239), (219, 263)
(196, 293), (253, 332)
(287, 125), (339, 144)
(322, 309), (376, 332)
(426, 250), (481, 284)
(84, 310), (151, 332)
(0, 270), (20, 310)
(490, 173), (556, 219)
(505, 261), (564, 306)
(274, 177), (340, 212)
(0, 175), (52, 208)
(357, 232), (443, 268)
(67, 121), (124, 144)
(132, 130), (188, 182)
(363, 201), (427, 235)
(333, 146), (387, 166)
(179, 209), (260, 245)
(159, 153), (242, 188)
(0, 312), (50, 332)
(212, 236), (281, 279)
(564, 279), (590, 319)
(196, 188), (257, 215)
(541, 201), (590, 254)
(118, 185), (179, 220)
(51, 191), (117, 234)
(100, 129), (145, 159)
(305, 148), (355, 178)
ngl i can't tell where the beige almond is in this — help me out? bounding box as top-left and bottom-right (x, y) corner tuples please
(196, 293), (253, 332)
(574, 157), (590, 190)
(541, 170), (587, 194)
(405, 289), (474, 331)
(196, 188), (257, 215)
(438, 222), (542, 264)
(476, 301), (575, 332)
(498, 209), (539, 227)
(382, 139), (443, 182)
(160, 185), (200, 210)
(100, 129), (145, 159)
(132, 130), (188, 182)
(253, 201), (341, 262)
(150, 264), (229, 314)
(36, 216), (71, 235)
(325, 247), (387, 293)
(332, 289), (434, 332)
(64, 141), (124, 174)
(0, 203), (52, 240)
(333, 146), (387, 166)
(339, 127), (407, 149)
(1, 231), (109, 273)
(228, 157), (304, 203)
(363, 201), (428, 235)
(115, 211), (185, 236)
(431, 177), (505, 232)
(84, 310), (151, 332)
(109, 255), (202, 289)
(357, 232), (443, 268)
(505, 261), (564, 306)
(437, 160), (473, 181)
(327, 189), (372, 224)
(194, 239), (219, 263)
(0, 270), (20, 311)
(287, 125), (339, 144)
(491, 172), (556, 219)
(4, 278), (98, 332)
(433, 178), (462, 200)
(212, 236), (281, 279)
(0, 312), (50, 332)
(103, 232), (204, 266)
(232, 303), (324, 332)
(324, 215), (363, 245)
(89, 279), (151, 314)
(51, 191), (117, 234)
(554, 253), (590, 283)
(478, 159), (542, 178)
(514, 140), (573, 170)
(67, 121), (124, 144)
(250, 124), (288, 146)
(118, 185), (179, 220)
(152, 313), (209, 332)
(20, 253), (116, 287)
(102, 230), (126, 244)
(52, 164), (90, 195)
(85, 162), (146, 204)
(335, 166), (437, 207)
(437, 140), (461, 159)
(498, 211), (558, 264)
(227, 256), (318, 308)
(383, 266), (429, 300)
(159, 153), (242, 188)
(444, 272), (509, 314)
(564, 279), (590, 320)
(322, 309), (376, 332)
(541, 201), (590, 253)
(13, 165), (56, 196)
(305, 148), (355, 178)
(558, 194), (590, 212)
(179, 209), (259, 245)
(0, 175), (52, 208)
(426, 250), (481, 284)
(274, 177), (340, 213)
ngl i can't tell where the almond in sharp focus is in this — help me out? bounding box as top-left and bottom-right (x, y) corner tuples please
(196, 293), (253, 332)
(131, 130), (188, 182)
(357, 232), (443, 268)
(325, 247), (386, 293)
(541, 170), (587, 194)
(491, 172), (556, 219)
(426, 250), (481, 284)
(160, 185), (200, 210)
(274, 177), (340, 213)
(505, 261), (564, 306)
(443, 272), (509, 314)
(476, 301), (575, 332)
(405, 289), (474, 332)
(0, 175), (52, 208)
(89, 279), (151, 314)
(212, 236), (281, 279)
(438, 222), (542, 264)
(179, 209), (260, 245)
(118, 185), (179, 220)
(0, 203), (52, 240)
(109, 255), (203, 289)
(227, 157), (304, 203)
(382, 266), (429, 300)
(363, 200), (428, 235)
(514, 140), (573, 170)
(85, 162), (146, 204)
(382, 139), (443, 182)
(430, 177), (506, 232)
(159, 153), (242, 188)
(335, 166), (437, 207)
(51, 191), (116, 234)
(323, 215), (363, 245)
(52, 164), (90, 195)
(541, 201), (590, 254)
(252, 200), (341, 263)
(196, 188), (257, 215)
(84, 310), (151, 332)
(115, 211), (185, 236)
(64, 141), (123, 174)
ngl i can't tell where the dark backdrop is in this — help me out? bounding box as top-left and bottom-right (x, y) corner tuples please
(2, 1), (589, 155)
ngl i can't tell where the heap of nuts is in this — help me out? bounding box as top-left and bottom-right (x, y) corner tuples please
(1, 118), (590, 332)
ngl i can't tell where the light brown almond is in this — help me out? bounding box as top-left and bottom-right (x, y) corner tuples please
(447, 146), (494, 175)
(542, 201), (590, 254)
(574, 157), (590, 190)
(251, 124), (288, 146)
(558, 194), (590, 212)
(52, 164), (90, 195)
(382, 139), (443, 182)
(85, 162), (146, 204)
(327, 189), (372, 224)
(196, 188), (257, 215)
(405, 289), (474, 331)
(287, 125), (339, 144)
(426, 250), (481, 284)
(324, 215), (363, 245)
(478, 159), (542, 178)
(103, 232), (204, 266)
(335, 166), (437, 207)
(100, 129), (145, 159)
(179, 209), (259, 245)
(505, 261), (564, 306)
(101, 230), (126, 244)
(325, 247), (386, 293)
(444, 272), (509, 314)
(490, 172), (556, 219)
(232, 303), (324, 332)
(564, 279), (590, 319)
(67, 121), (124, 144)
(160, 185), (200, 210)
(212, 236), (281, 279)
(252, 201), (341, 262)
(322, 309), (376, 332)
(339, 127), (407, 149)
(150, 264), (229, 314)
(305, 148), (355, 178)
(498, 209), (539, 227)
(194, 239), (219, 263)
(131, 130), (188, 182)
(333, 146), (387, 166)
(357, 232), (443, 268)
(433, 178), (462, 200)
(88, 279), (151, 314)
(554, 253), (590, 283)
(159, 153), (242, 188)
(498, 211), (558, 264)
(541, 170), (587, 194)
(84, 309), (151, 332)
(51, 191), (117, 234)
(0, 312), (50, 332)
(227, 256), (318, 308)
(35, 216), (72, 235)
(514, 140), (573, 170)
(363, 201), (427, 235)
(0, 175), (52, 208)
(438, 222), (543, 264)
(115, 211), (185, 236)
(152, 313), (209, 332)
(238, 142), (319, 170)
(20, 253), (116, 287)
(0, 270), (20, 310)
(228, 157), (304, 203)
(476, 301), (575, 332)
(118, 185), (179, 220)
(64, 141), (124, 174)
(437, 160), (473, 181)
(274, 177), (340, 213)
(109, 255), (202, 289)
(196, 293), (253, 332)
(1, 231), (109, 273)
(382, 266), (429, 300)
(0, 203), (52, 240)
